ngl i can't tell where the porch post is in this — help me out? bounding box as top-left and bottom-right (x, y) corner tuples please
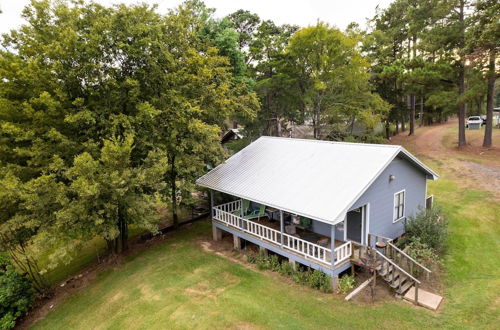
(280, 210), (284, 247)
(209, 190), (214, 218)
(331, 224), (336, 270)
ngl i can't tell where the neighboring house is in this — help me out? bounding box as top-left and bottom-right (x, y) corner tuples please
(196, 137), (438, 291)
(221, 128), (244, 145)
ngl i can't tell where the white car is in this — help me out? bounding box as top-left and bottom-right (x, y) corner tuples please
(466, 116), (483, 128)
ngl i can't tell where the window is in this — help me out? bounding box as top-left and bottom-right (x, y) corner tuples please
(393, 190), (405, 222)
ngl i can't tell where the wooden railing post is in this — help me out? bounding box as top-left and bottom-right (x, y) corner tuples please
(280, 210), (284, 247)
(330, 224), (336, 270)
(414, 282), (419, 305)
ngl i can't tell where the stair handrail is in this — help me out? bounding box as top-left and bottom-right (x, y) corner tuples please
(374, 250), (421, 284)
(387, 242), (432, 274)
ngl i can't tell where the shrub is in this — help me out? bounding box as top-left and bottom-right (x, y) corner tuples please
(269, 255), (280, 272)
(290, 270), (308, 285)
(403, 238), (441, 270)
(402, 207), (447, 252)
(0, 254), (34, 330)
(246, 253), (256, 264)
(278, 261), (294, 277)
(307, 270), (332, 293)
(337, 274), (356, 294)
(246, 254), (332, 293)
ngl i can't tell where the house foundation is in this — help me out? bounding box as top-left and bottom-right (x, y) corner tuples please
(233, 234), (241, 250)
(212, 224), (222, 241)
(331, 275), (339, 292)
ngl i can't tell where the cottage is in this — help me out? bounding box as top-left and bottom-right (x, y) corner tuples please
(196, 137), (438, 291)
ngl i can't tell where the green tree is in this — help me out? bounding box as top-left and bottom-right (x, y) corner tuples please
(0, 254), (34, 330)
(286, 23), (388, 139)
(248, 20), (299, 136)
(0, 0), (257, 276)
(468, 0), (499, 147)
(226, 9), (261, 51)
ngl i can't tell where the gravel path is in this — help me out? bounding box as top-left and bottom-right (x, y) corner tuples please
(390, 118), (500, 201)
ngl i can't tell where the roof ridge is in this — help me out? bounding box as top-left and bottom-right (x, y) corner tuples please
(258, 136), (402, 149)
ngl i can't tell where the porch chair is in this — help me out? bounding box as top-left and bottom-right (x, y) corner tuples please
(285, 225), (300, 237)
(233, 199), (250, 217)
(243, 203), (266, 220)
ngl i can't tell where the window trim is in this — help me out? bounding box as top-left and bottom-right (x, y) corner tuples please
(393, 189), (406, 223)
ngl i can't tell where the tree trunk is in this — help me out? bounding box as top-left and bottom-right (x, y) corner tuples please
(119, 207), (128, 252)
(457, 0), (467, 147)
(170, 157), (179, 228)
(401, 111), (406, 132)
(409, 34), (417, 135)
(385, 121), (391, 140)
(419, 96), (424, 127)
(409, 94), (415, 135)
(395, 119), (399, 134)
(483, 49), (496, 147)
(458, 66), (466, 147)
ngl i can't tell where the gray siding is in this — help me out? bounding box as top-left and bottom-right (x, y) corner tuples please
(350, 156), (427, 240)
(311, 220), (331, 237)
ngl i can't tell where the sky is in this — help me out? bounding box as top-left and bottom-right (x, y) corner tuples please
(0, 0), (394, 35)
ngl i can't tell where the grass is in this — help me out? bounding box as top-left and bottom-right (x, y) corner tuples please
(36, 207), (192, 285)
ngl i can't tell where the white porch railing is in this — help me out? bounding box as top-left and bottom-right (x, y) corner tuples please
(212, 201), (351, 266)
(334, 241), (352, 265)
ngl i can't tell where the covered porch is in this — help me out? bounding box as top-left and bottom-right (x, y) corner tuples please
(211, 199), (356, 270)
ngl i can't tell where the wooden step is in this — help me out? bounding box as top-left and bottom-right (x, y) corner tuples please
(389, 274), (408, 289)
(379, 264), (393, 277)
(396, 280), (414, 295)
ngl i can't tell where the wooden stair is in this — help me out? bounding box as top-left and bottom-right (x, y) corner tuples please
(378, 261), (414, 296)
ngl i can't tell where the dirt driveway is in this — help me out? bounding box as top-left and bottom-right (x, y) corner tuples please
(389, 118), (500, 200)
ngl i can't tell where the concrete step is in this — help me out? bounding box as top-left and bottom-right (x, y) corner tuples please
(404, 287), (443, 311)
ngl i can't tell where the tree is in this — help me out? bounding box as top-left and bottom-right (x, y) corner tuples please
(0, 254), (34, 330)
(248, 20), (299, 136)
(226, 9), (260, 51)
(424, 0), (472, 146)
(286, 23), (389, 139)
(0, 0), (258, 275)
(468, 0), (499, 147)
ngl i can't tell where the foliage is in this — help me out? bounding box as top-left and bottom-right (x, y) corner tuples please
(401, 207), (447, 252)
(224, 138), (252, 154)
(0, 254), (34, 330)
(286, 23), (389, 139)
(246, 252), (332, 293)
(0, 0), (258, 281)
(337, 274), (356, 294)
(402, 238), (441, 268)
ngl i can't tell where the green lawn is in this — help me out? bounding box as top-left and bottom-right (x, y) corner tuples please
(33, 173), (499, 329)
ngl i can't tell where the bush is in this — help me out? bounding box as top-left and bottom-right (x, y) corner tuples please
(277, 261), (294, 277)
(337, 274), (356, 294)
(403, 238), (440, 269)
(246, 253), (332, 293)
(307, 270), (332, 293)
(246, 253), (256, 264)
(401, 207), (447, 252)
(0, 254), (35, 330)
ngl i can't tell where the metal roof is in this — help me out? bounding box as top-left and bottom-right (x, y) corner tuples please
(197, 137), (438, 225)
